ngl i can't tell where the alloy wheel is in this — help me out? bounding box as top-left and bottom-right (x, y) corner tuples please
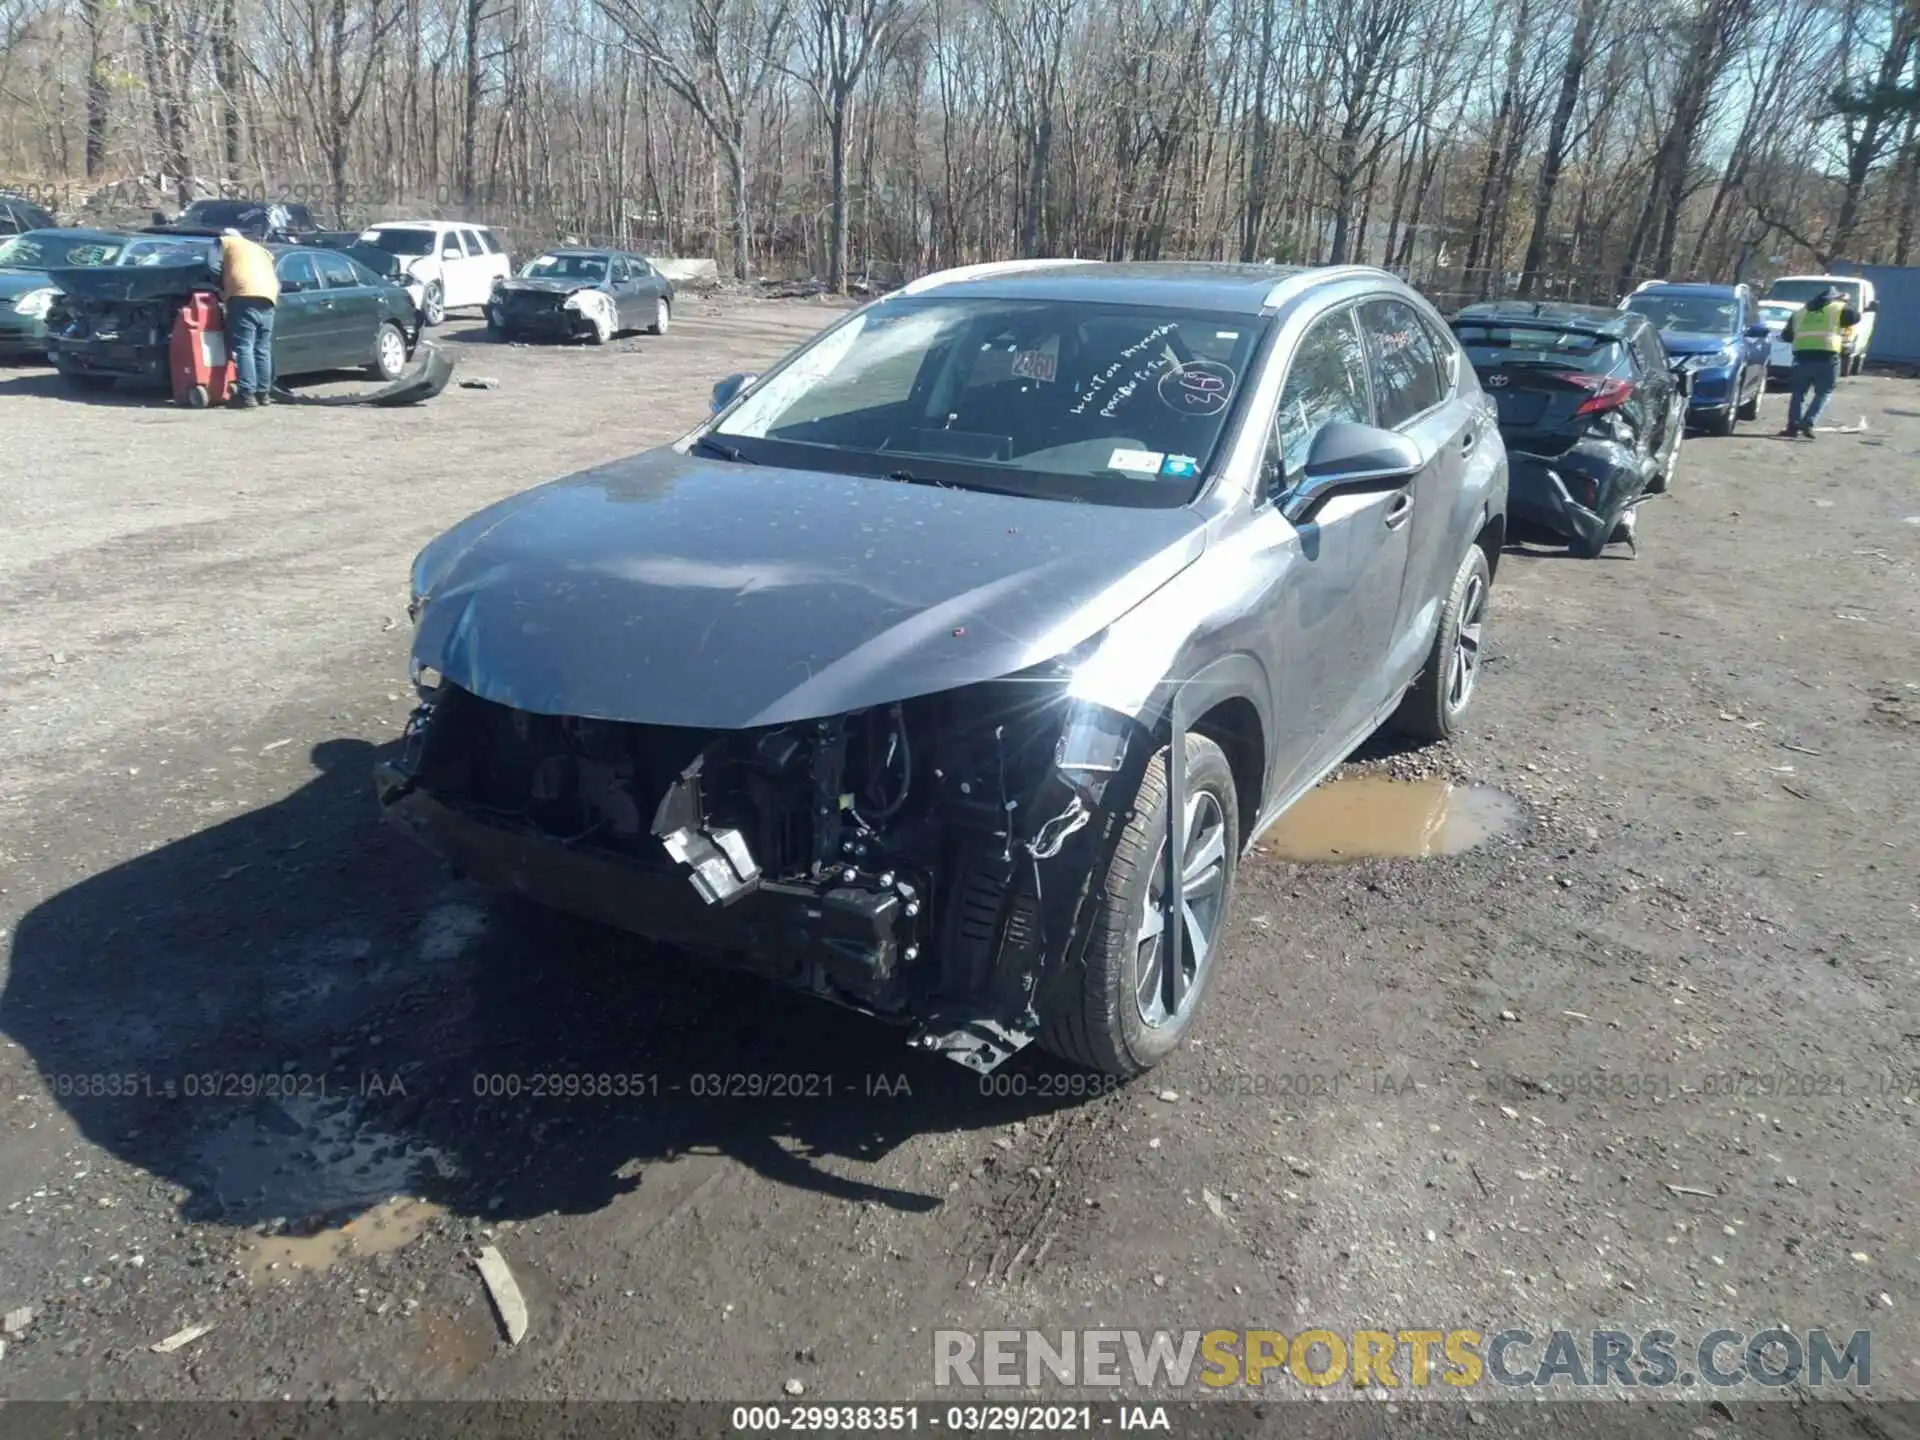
(1446, 571), (1487, 714)
(378, 328), (406, 377)
(1134, 790), (1227, 1028)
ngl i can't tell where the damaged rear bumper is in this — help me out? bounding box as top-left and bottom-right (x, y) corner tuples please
(1506, 443), (1646, 548)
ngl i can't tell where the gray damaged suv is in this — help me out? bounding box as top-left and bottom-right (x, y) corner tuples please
(379, 261), (1508, 1078)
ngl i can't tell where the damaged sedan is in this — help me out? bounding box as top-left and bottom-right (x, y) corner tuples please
(381, 261), (1507, 1076)
(485, 248), (673, 344)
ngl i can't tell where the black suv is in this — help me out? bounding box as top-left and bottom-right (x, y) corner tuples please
(145, 199), (319, 243)
(1451, 300), (1685, 557)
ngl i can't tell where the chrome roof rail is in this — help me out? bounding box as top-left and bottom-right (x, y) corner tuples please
(899, 258), (1100, 295)
(1261, 264), (1399, 310)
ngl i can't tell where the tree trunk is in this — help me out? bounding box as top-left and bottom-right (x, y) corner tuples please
(1517, 0), (1599, 296)
(827, 101), (849, 291)
(81, 0), (110, 178)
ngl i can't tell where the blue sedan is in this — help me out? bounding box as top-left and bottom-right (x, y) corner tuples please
(1621, 282), (1771, 436)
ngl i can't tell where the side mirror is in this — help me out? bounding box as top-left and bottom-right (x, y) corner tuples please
(1745, 323), (1770, 339)
(1867, 299), (1880, 313)
(1671, 367), (1693, 397)
(1280, 421), (1423, 525)
(711, 372), (758, 414)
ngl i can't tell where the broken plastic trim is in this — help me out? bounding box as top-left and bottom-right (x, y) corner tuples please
(651, 751), (764, 905)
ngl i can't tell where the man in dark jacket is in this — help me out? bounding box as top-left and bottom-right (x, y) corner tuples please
(1780, 287), (1861, 439)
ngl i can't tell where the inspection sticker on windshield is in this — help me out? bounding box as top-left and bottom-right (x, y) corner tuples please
(1012, 340), (1058, 382)
(1160, 454), (1198, 479)
(1108, 448), (1165, 474)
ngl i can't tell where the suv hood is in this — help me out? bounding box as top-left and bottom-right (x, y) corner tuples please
(1660, 331), (1737, 358)
(410, 450), (1207, 729)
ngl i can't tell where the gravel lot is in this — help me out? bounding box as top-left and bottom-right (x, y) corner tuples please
(1, 295), (1916, 1430)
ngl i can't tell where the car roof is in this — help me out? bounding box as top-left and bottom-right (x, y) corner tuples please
(1629, 282), (1742, 297)
(1452, 299), (1634, 332)
(367, 220), (488, 230)
(907, 260), (1323, 316)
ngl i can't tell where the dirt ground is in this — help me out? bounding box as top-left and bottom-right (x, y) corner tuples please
(1, 295), (1917, 1432)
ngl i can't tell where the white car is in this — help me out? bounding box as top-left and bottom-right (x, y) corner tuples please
(357, 221), (512, 326)
(1764, 273), (1878, 375)
(1757, 299), (1801, 380)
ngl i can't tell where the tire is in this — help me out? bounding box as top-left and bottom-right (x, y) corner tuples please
(420, 281), (445, 327)
(1391, 542), (1491, 741)
(368, 321), (407, 381)
(1736, 375), (1759, 421)
(588, 309), (612, 345)
(1039, 732), (1238, 1078)
(1703, 405), (1736, 436)
(648, 296), (671, 335)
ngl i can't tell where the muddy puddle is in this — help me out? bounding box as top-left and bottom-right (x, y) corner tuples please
(1260, 776), (1521, 862)
(248, 1195), (447, 1283)
(191, 1092), (459, 1279)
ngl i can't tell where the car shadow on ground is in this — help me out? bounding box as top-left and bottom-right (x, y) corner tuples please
(0, 368), (162, 406)
(0, 737), (1083, 1233)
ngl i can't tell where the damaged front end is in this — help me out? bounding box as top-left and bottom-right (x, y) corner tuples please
(375, 664), (1145, 1071)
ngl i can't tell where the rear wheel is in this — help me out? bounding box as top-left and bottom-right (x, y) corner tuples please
(368, 321), (407, 381)
(648, 296), (671, 335)
(1039, 732), (1238, 1078)
(420, 281), (445, 327)
(1391, 543), (1491, 742)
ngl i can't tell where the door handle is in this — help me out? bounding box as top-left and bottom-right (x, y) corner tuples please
(1461, 429), (1477, 456)
(1384, 493), (1413, 529)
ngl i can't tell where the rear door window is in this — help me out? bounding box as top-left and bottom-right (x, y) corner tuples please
(1360, 297), (1443, 429)
(458, 228), (484, 257)
(439, 230), (464, 260)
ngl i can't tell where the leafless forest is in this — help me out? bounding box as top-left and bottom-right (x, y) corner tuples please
(0, 0), (1916, 297)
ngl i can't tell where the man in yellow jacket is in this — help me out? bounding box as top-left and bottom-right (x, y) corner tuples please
(1779, 286), (1861, 440)
(216, 227), (280, 408)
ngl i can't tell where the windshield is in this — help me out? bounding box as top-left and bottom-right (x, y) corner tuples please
(364, 228), (435, 257)
(0, 230), (121, 269)
(1769, 278), (1862, 308)
(340, 245), (401, 279)
(1758, 302), (1798, 324)
(522, 253), (610, 282)
(116, 237), (209, 266)
(712, 296), (1265, 505)
(1453, 323), (1624, 370)
(1625, 293), (1739, 335)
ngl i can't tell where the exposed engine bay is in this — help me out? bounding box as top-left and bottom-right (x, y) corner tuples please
(375, 668), (1143, 1071)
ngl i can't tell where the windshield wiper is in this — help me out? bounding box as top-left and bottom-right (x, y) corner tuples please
(691, 435), (748, 463)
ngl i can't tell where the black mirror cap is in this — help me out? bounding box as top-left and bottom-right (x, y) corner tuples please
(710, 372), (758, 414)
(1867, 299), (1880, 313)
(1745, 323), (1771, 338)
(1301, 420), (1424, 484)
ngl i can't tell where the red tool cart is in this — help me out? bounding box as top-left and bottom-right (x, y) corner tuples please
(169, 290), (236, 408)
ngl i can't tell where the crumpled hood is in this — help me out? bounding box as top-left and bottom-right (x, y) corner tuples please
(410, 450), (1207, 729)
(46, 263), (217, 302)
(1660, 330), (1737, 359)
(495, 277), (596, 298)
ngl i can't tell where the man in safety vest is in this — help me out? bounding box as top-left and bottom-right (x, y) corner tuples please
(1780, 287), (1861, 439)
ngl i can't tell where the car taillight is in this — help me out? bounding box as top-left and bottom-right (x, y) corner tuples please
(1569, 375), (1633, 416)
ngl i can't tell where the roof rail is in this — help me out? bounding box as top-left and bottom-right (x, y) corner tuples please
(1261, 264), (1398, 310)
(899, 258), (1099, 295)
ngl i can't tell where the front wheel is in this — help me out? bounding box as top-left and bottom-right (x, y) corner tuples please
(1703, 405), (1736, 437)
(1039, 732), (1239, 1078)
(368, 321), (407, 381)
(1391, 542), (1491, 742)
(420, 281), (445, 327)
(1736, 374), (1760, 421)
